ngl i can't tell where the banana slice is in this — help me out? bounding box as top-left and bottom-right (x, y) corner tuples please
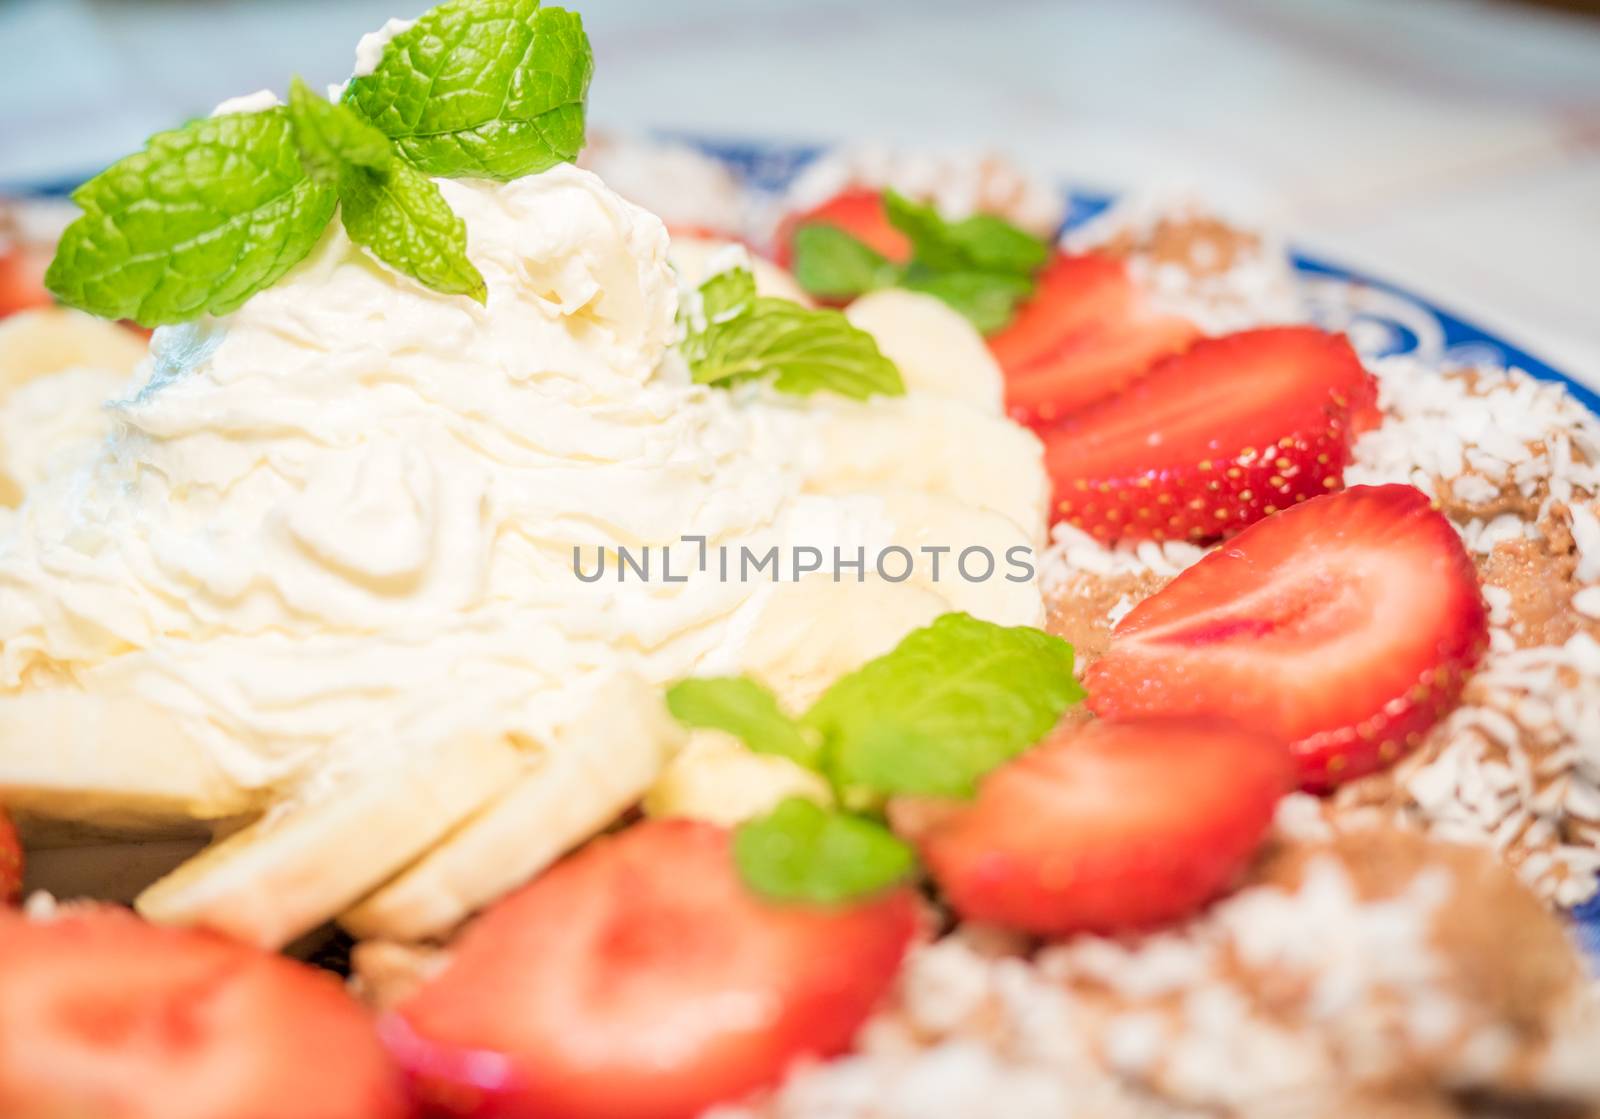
(669, 235), (811, 305)
(0, 691), (258, 830)
(137, 732), (523, 950)
(735, 574), (949, 712)
(340, 671), (682, 942)
(880, 491), (1045, 629)
(645, 728), (831, 827)
(806, 396), (1049, 548)
(845, 289), (1004, 414)
(0, 307), (146, 398)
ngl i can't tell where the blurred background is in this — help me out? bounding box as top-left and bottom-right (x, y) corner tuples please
(2, 0), (1597, 376)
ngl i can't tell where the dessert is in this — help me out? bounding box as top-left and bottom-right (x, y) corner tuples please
(0, 2), (1595, 1117)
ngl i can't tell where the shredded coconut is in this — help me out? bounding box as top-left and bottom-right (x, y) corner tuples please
(1064, 191), (1305, 334)
(1041, 521), (1207, 591)
(724, 832), (1597, 1118)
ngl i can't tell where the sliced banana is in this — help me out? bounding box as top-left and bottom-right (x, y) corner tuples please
(645, 728), (831, 827)
(0, 691), (258, 830)
(880, 490), (1045, 628)
(735, 574), (949, 712)
(137, 732), (523, 950)
(805, 395), (1049, 549)
(668, 235), (811, 305)
(845, 289), (1004, 414)
(340, 671), (682, 942)
(0, 307), (146, 399)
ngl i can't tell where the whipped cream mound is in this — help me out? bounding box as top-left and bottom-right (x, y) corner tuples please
(0, 163), (1046, 799)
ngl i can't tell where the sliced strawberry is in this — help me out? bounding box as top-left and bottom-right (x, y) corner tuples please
(394, 819), (918, 1119)
(991, 252), (1201, 423)
(0, 810), (18, 905)
(0, 906), (408, 1119)
(910, 719), (1291, 935)
(1086, 484), (1488, 791)
(0, 243), (51, 319)
(1043, 326), (1378, 541)
(774, 188), (911, 270)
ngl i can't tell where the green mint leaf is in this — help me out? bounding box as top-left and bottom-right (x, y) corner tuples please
(734, 797), (915, 904)
(287, 76), (392, 186)
(288, 77), (484, 302)
(344, 0), (593, 181)
(684, 278), (905, 400)
(338, 158), (487, 302)
(903, 269), (1035, 335)
(698, 264), (757, 324)
(45, 109), (335, 327)
(790, 224), (902, 300)
(665, 676), (819, 770)
(806, 613), (1084, 800)
(884, 190), (1049, 277)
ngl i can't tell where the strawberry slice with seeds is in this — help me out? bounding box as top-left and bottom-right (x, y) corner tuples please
(774, 188), (911, 270)
(1043, 325), (1377, 541)
(394, 819), (919, 1119)
(1085, 484), (1488, 791)
(992, 252), (1200, 423)
(0, 811), (19, 905)
(908, 719), (1292, 935)
(0, 906), (408, 1119)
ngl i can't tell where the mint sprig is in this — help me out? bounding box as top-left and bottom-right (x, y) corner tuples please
(288, 79), (486, 303)
(47, 0), (589, 326)
(788, 189), (1051, 335)
(884, 190), (1049, 276)
(666, 676), (821, 770)
(45, 110), (336, 327)
(680, 265), (905, 401)
(790, 224), (901, 301)
(344, 0), (592, 181)
(666, 614), (1084, 904)
(734, 797), (915, 905)
(807, 612), (1084, 801)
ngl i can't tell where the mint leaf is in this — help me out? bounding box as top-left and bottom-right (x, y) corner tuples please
(666, 676), (819, 770)
(344, 0), (593, 181)
(45, 110), (335, 327)
(903, 270), (1034, 335)
(339, 159), (487, 303)
(288, 76), (486, 302)
(287, 76), (392, 186)
(884, 190), (1048, 277)
(697, 265), (757, 324)
(790, 224), (901, 301)
(734, 797), (915, 904)
(682, 269), (904, 401)
(805, 613), (1084, 799)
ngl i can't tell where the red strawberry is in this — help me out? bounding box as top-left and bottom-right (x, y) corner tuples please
(393, 819), (919, 1119)
(0, 243), (51, 319)
(1044, 326), (1378, 541)
(991, 252), (1200, 423)
(909, 719), (1291, 935)
(1086, 484), (1488, 791)
(0, 905), (408, 1119)
(0, 810), (19, 905)
(775, 188), (911, 269)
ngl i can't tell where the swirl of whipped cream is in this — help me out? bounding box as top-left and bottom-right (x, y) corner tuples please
(0, 160), (1045, 805)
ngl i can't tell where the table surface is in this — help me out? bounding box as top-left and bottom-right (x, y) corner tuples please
(3, 0), (1598, 386)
